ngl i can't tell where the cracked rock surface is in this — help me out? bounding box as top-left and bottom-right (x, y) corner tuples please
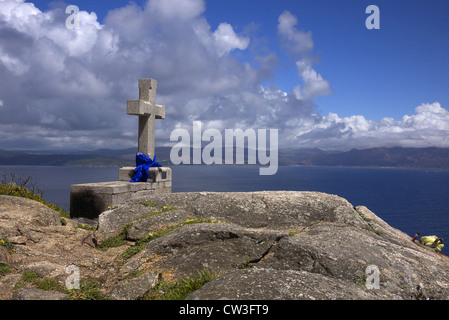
(102, 191), (449, 300)
(2, 191), (449, 300)
(122, 223), (285, 280)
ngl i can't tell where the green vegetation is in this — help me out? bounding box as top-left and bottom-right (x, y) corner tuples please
(14, 267), (216, 300)
(238, 259), (254, 269)
(356, 208), (383, 236)
(16, 270), (108, 300)
(17, 270), (64, 292)
(99, 218), (226, 258)
(76, 223), (97, 231)
(21, 270), (41, 284)
(97, 223), (132, 251)
(66, 278), (109, 300)
(140, 200), (157, 207)
(138, 201), (177, 219)
(142, 206), (178, 219)
(362, 226), (383, 236)
(354, 274), (366, 286)
(0, 238), (15, 254)
(0, 172), (70, 219)
(356, 209), (372, 223)
(144, 269), (219, 300)
(0, 263), (11, 276)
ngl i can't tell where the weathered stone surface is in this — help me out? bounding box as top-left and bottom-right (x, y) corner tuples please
(110, 272), (160, 300)
(12, 287), (69, 300)
(96, 191), (367, 242)
(0, 195), (61, 240)
(23, 261), (66, 278)
(70, 181), (172, 220)
(0, 246), (10, 265)
(187, 268), (399, 300)
(122, 223), (285, 280)
(0, 195), (127, 300)
(127, 191), (370, 230)
(2, 191), (449, 300)
(126, 78), (165, 158)
(109, 191), (449, 300)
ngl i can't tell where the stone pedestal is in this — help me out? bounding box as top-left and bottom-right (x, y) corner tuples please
(70, 167), (172, 220)
(70, 78), (171, 222)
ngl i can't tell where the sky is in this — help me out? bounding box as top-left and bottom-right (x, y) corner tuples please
(1, 0), (449, 151)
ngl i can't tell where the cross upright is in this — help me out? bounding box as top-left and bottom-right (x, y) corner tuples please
(127, 79), (165, 159)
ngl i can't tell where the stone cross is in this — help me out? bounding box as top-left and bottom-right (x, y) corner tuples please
(127, 79), (165, 159)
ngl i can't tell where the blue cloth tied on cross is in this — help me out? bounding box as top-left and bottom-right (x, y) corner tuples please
(130, 152), (162, 183)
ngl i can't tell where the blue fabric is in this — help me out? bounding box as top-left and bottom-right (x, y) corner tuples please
(130, 152), (162, 183)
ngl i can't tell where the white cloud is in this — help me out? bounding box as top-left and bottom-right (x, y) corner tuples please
(213, 22), (250, 56)
(277, 11), (331, 100)
(293, 102), (449, 150)
(277, 10), (314, 54)
(295, 60), (332, 99)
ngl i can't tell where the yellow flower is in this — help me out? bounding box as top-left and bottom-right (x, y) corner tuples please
(149, 233), (153, 237)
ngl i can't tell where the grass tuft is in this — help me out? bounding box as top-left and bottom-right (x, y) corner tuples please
(144, 269), (219, 300)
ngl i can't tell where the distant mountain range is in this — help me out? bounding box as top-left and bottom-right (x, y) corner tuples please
(277, 147), (449, 169)
(1, 147), (449, 169)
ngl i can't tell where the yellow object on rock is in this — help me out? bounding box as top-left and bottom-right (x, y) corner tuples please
(420, 235), (444, 252)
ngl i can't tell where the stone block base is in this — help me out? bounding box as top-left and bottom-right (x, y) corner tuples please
(70, 167), (172, 220)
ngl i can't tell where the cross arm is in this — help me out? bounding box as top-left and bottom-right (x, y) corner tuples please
(127, 100), (165, 119)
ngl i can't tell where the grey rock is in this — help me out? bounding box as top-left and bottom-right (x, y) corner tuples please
(112, 191), (449, 300)
(23, 261), (65, 278)
(110, 272), (160, 300)
(0, 195), (61, 235)
(3, 191), (449, 300)
(0, 246), (10, 265)
(132, 191), (366, 230)
(187, 268), (398, 300)
(122, 223), (285, 279)
(12, 288), (69, 300)
(97, 191), (367, 242)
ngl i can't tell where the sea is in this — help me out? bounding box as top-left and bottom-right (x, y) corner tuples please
(1, 165), (449, 254)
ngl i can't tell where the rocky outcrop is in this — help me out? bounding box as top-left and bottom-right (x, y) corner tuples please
(1, 192), (449, 300)
(0, 195), (124, 300)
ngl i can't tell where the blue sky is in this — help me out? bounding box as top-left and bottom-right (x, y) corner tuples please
(206, 0), (449, 120)
(1, 0), (449, 151)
